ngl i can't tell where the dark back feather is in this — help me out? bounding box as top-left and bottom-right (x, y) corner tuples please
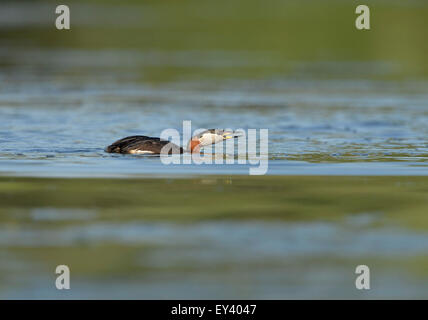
(106, 135), (184, 154)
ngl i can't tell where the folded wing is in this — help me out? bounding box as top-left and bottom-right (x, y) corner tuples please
(105, 135), (183, 154)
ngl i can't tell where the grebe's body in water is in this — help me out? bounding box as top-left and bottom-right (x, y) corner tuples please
(106, 129), (240, 154)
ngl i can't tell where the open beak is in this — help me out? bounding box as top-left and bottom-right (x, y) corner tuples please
(222, 131), (242, 140)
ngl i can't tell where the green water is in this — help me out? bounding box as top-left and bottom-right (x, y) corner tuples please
(1, 0), (428, 298)
(1, 176), (428, 298)
(1, 176), (428, 226)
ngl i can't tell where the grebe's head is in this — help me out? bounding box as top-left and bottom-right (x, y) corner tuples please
(188, 129), (241, 152)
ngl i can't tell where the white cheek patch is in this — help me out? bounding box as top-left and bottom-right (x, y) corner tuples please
(201, 133), (222, 145)
(202, 133), (213, 142)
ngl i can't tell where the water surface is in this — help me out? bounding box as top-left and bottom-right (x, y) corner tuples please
(1, 1), (427, 176)
(1, 0), (428, 299)
(1, 176), (428, 299)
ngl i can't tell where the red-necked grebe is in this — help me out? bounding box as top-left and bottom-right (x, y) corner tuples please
(105, 129), (240, 154)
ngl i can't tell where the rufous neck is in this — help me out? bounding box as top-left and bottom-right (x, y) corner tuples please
(189, 140), (201, 153)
